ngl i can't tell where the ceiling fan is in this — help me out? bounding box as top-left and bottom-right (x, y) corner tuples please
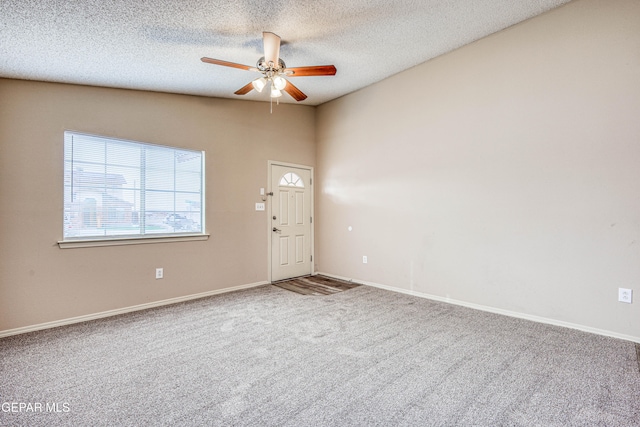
(201, 32), (336, 102)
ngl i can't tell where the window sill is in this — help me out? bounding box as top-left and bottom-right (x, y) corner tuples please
(58, 234), (209, 249)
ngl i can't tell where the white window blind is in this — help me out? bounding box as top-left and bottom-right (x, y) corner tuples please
(63, 131), (204, 241)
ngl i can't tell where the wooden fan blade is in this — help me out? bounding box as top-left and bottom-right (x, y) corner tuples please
(263, 32), (281, 66)
(285, 65), (337, 77)
(282, 80), (307, 102)
(201, 57), (257, 72)
(234, 82), (255, 95)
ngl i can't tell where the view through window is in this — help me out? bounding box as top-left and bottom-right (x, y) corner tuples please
(63, 132), (204, 240)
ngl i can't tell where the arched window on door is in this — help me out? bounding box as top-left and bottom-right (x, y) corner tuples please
(279, 172), (305, 188)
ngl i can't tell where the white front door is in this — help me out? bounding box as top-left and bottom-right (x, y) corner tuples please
(270, 164), (312, 282)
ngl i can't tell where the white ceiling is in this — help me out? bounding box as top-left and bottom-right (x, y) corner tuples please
(0, 0), (571, 106)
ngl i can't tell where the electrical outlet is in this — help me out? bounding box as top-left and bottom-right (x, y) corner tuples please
(156, 268), (164, 279)
(618, 288), (632, 303)
(255, 203), (265, 211)
(363, 256), (368, 264)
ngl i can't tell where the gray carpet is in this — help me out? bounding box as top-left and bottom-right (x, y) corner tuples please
(1, 285), (639, 426)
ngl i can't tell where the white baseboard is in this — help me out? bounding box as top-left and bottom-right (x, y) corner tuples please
(5, 275), (639, 345)
(317, 272), (640, 344)
(0, 281), (268, 339)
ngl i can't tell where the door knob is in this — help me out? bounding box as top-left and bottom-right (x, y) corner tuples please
(272, 227), (281, 233)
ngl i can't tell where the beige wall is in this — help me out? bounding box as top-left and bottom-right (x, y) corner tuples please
(316, 0), (640, 341)
(0, 79), (315, 331)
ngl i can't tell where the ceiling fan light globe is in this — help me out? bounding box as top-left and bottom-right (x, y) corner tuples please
(252, 77), (267, 93)
(270, 88), (282, 98)
(272, 76), (287, 90)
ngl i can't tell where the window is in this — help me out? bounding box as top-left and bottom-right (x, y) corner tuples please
(63, 132), (205, 243)
(279, 172), (304, 187)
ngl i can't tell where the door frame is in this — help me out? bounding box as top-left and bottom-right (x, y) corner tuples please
(267, 160), (315, 283)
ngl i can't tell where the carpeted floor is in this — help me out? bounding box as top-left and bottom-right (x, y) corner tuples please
(1, 284), (639, 426)
(272, 274), (360, 295)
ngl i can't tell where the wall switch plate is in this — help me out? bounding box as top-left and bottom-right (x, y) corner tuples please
(363, 256), (368, 264)
(156, 268), (163, 279)
(255, 203), (265, 211)
(618, 288), (632, 303)
(260, 188), (265, 196)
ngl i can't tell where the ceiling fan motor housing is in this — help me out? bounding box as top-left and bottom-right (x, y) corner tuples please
(257, 57), (287, 74)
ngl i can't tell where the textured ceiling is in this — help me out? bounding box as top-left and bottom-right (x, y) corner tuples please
(0, 0), (571, 106)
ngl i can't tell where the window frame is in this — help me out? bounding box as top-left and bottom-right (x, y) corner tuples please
(59, 131), (208, 248)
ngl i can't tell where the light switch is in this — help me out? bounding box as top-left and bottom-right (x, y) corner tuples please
(255, 203), (265, 211)
(260, 188), (265, 196)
